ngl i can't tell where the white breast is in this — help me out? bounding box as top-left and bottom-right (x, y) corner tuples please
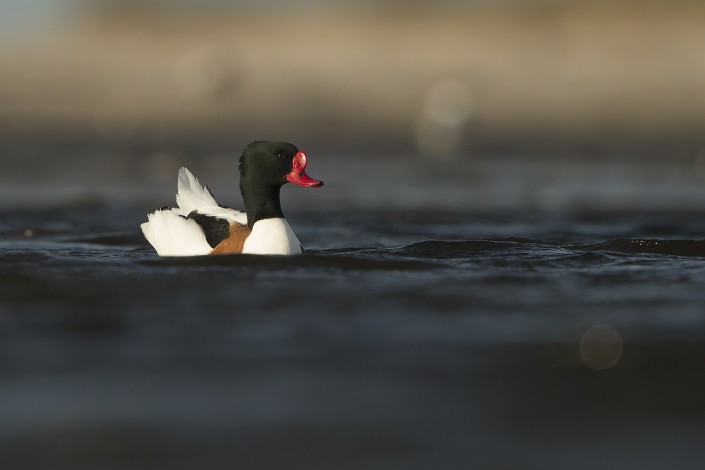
(242, 218), (302, 255)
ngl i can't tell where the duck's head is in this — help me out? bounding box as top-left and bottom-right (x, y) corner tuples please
(239, 141), (323, 189)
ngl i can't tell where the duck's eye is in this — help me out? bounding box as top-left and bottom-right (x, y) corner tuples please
(276, 152), (285, 159)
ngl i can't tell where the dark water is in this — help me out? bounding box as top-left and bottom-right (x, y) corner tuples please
(2, 203), (705, 469)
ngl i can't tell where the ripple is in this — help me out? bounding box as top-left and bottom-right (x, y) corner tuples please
(582, 239), (705, 257)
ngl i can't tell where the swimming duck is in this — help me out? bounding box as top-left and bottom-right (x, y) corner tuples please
(141, 141), (323, 256)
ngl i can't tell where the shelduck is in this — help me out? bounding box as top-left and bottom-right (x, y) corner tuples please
(141, 141), (323, 256)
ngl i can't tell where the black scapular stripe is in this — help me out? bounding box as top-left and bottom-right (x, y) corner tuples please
(187, 211), (230, 248)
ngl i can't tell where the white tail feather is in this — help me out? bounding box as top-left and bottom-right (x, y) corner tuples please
(175, 167), (219, 215)
(141, 209), (212, 256)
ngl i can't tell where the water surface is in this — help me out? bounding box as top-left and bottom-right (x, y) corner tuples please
(1, 202), (705, 469)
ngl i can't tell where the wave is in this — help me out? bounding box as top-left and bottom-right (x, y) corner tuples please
(141, 251), (436, 271)
(390, 238), (705, 259)
(5, 237), (705, 278)
(582, 239), (705, 257)
(140, 238), (705, 268)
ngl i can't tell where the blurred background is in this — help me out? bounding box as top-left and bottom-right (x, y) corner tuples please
(3, 1), (705, 469)
(1, 0), (705, 211)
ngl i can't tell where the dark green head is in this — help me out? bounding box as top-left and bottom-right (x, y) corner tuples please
(239, 141), (300, 188)
(238, 141), (323, 227)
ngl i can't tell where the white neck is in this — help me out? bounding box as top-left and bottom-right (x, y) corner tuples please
(242, 218), (302, 255)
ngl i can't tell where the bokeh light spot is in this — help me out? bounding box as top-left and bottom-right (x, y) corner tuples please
(415, 78), (474, 159)
(579, 324), (624, 370)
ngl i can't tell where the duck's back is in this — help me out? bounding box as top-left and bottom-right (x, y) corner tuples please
(141, 167), (246, 256)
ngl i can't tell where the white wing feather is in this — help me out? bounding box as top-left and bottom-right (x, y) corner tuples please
(175, 167), (246, 224)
